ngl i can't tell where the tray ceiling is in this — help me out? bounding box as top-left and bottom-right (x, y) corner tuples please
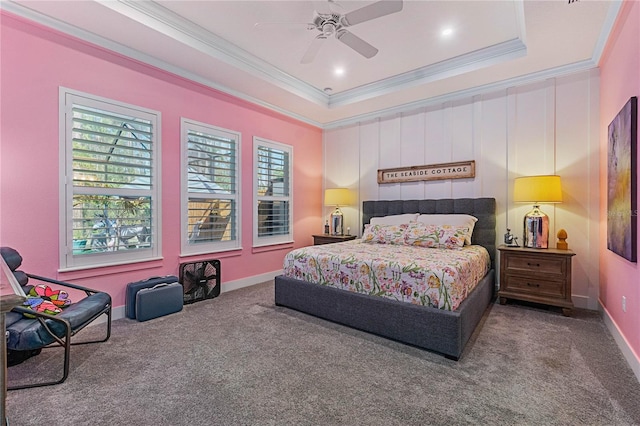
(2, 0), (620, 128)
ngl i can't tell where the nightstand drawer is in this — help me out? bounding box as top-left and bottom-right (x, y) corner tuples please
(504, 255), (566, 277)
(502, 275), (565, 298)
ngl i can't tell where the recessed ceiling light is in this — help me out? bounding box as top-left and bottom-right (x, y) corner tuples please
(441, 27), (453, 37)
(334, 67), (345, 76)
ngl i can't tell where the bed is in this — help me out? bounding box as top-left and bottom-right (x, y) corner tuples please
(274, 198), (496, 360)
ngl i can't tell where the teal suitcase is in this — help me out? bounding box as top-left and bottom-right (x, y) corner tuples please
(125, 275), (179, 319)
(134, 282), (183, 322)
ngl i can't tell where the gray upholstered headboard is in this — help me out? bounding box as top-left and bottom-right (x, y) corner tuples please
(362, 198), (497, 269)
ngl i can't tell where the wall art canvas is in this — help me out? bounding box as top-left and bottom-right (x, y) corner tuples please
(607, 96), (637, 262)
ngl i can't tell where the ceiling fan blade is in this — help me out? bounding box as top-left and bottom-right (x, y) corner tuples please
(336, 30), (378, 59)
(327, 0), (345, 15)
(341, 0), (403, 27)
(313, 0), (344, 15)
(254, 22), (313, 29)
(301, 35), (327, 64)
(313, 0), (333, 15)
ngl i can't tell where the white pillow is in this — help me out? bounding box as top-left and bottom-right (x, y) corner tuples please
(369, 213), (419, 226)
(416, 214), (478, 245)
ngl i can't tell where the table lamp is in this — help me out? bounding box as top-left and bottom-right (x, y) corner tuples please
(513, 175), (562, 249)
(324, 188), (351, 235)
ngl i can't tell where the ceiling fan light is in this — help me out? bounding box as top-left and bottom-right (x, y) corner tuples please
(322, 23), (335, 36)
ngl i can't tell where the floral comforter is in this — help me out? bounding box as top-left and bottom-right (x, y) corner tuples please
(283, 240), (490, 311)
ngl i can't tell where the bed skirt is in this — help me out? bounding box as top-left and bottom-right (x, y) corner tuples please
(274, 269), (495, 360)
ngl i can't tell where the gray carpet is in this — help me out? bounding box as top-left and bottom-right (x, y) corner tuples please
(6, 281), (640, 426)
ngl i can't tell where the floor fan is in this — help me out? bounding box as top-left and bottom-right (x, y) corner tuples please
(179, 259), (221, 304)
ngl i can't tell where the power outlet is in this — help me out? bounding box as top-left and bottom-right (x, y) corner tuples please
(622, 296), (627, 313)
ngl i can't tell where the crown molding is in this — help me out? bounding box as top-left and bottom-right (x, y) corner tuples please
(98, 0), (328, 106)
(8, 0), (530, 111)
(328, 38), (527, 108)
(329, 0), (528, 108)
(323, 58), (598, 130)
(590, 0), (623, 65)
(112, 1), (529, 112)
(1, 1), (324, 128)
(323, 0), (623, 130)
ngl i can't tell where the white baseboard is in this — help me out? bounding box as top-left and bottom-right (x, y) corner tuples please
(221, 269), (282, 293)
(600, 300), (640, 383)
(571, 294), (590, 310)
(101, 270), (283, 322)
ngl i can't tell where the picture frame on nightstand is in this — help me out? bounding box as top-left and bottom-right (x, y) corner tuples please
(503, 228), (519, 247)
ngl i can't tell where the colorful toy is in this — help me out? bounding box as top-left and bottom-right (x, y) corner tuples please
(22, 284), (72, 317)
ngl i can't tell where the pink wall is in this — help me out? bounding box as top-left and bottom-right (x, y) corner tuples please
(0, 13), (323, 307)
(599, 1), (640, 360)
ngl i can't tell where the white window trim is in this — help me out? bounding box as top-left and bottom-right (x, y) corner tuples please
(180, 118), (241, 256)
(59, 87), (162, 271)
(253, 137), (293, 248)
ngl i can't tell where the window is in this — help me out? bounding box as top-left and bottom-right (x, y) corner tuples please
(253, 137), (293, 247)
(60, 89), (161, 270)
(181, 119), (240, 255)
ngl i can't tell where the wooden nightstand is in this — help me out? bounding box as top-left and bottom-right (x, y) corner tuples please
(498, 245), (575, 316)
(312, 234), (356, 245)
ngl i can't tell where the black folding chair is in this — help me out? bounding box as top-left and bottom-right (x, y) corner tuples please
(1, 247), (112, 390)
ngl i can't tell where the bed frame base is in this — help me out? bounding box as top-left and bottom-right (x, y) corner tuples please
(275, 270), (494, 360)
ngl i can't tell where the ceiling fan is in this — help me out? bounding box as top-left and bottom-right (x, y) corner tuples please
(258, 1), (404, 64)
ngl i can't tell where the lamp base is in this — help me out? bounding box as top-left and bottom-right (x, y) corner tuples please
(330, 207), (343, 236)
(523, 205), (549, 249)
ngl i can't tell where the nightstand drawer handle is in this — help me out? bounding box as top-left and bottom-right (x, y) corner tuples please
(526, 282), (540, 288)
(527, 262), (540, 267)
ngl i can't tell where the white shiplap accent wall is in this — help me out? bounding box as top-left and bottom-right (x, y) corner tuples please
(323, 69), (601, 310)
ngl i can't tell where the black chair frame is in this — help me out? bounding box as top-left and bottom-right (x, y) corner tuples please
(7, 273), (112, 390)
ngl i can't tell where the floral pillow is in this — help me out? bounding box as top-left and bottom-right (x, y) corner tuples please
(416, 214), (477, 245)
(403, 222), (469, 249)
(361, 223), (407, 245)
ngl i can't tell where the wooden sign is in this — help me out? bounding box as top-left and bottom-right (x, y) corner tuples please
(377, 161), (475, 184)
